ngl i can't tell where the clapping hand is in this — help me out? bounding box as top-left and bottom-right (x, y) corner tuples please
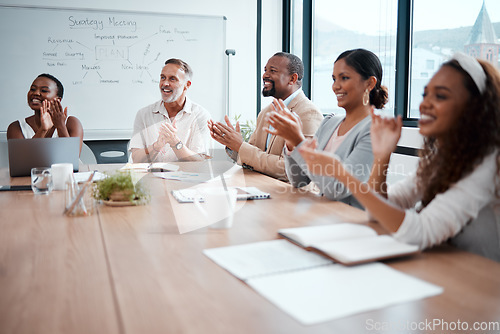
(154, 118), (179, 153)
(264, 98), (304, 150)
(40, 99), (55, 131)
(47, 98), (68, 129)
(370, 110), (402, 160)
(207, 115), (243, 152)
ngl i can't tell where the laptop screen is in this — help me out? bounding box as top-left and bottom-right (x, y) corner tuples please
(8, 137), (80, 177)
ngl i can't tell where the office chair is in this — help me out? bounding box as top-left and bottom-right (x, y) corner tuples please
(84, 140), (130, 164)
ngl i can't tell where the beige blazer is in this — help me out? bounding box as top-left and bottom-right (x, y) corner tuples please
(237, 90), (323, 181)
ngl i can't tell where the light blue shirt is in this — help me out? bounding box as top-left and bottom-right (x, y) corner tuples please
(266, 89), (302, 150)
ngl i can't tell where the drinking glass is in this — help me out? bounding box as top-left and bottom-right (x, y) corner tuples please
(31, 167), (53, 195)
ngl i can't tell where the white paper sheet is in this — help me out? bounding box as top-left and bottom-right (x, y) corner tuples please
(154, 171), (227, 183)
(247, 262), (443, 325)
(73, 171), (107, 183)
(203, 240), (332, 280)
(155, 163), (241, 183)
(120, 162), (180, 172)
(204, 240), (442, 325)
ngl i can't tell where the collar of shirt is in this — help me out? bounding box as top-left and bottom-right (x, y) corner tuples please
(152, 97), (193, 120)
(266, 89), (301, 150)
(282, 89), (301, 107)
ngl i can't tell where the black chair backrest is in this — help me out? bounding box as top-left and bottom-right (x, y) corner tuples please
(84, 140), (129, 164)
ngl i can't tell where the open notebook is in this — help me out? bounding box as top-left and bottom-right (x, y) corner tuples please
(278, 223), (419, 265)
(203, 239), (442, 325)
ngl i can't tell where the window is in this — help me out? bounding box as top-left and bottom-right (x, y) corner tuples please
(309, 0), (398, 117)
(409, 0), (500, 118)
(290, 0), (303, 58)
(289, 0), (500, 124)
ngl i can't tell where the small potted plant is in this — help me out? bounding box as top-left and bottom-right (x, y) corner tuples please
(92, 170), (150, 206)
(233, 114), (256, 142)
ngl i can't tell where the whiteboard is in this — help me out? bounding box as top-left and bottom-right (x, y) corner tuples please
(0, 5), (226, 138)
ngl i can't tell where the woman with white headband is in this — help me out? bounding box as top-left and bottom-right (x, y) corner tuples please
(298, 53), (500, 261)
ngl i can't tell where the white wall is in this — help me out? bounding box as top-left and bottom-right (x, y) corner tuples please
(400, 127), (423, 149)
(260, 0), (283, 110)
(386, 127), (423, 184)
(0, 0), (424, 172)
(0, 0), (283, 140)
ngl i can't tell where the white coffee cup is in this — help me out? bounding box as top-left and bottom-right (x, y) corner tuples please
(194, 188), (237, 229)
(51, 163), (74, 191)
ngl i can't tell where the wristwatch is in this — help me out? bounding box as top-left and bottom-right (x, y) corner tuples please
(171, 141), (183, 150)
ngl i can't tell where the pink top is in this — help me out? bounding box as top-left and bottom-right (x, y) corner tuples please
(323, 122), (353, 153)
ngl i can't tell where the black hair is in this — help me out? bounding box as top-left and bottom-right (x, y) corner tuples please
(335, 49), (388, 109)
(273, 52), (304, 86)
(37, 73), (64, 99)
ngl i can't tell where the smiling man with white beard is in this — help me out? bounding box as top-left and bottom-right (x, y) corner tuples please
(208, 52), (323, 181)
(129, 58), (211, 163)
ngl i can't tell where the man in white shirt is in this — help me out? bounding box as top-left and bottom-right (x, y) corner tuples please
(129, 58), (211, 162)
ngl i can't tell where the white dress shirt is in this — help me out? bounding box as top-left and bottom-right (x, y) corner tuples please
(129, 97), (211, 162)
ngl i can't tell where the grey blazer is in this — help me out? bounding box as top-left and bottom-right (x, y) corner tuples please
(284, 113), (373, 209)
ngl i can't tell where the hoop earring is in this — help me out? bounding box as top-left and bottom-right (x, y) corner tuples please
(363, 89), (370, 106)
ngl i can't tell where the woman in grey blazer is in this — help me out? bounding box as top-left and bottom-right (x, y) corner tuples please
(265, 49), (388, 208)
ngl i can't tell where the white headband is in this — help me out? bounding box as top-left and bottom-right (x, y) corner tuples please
(452, 52), (487, 94)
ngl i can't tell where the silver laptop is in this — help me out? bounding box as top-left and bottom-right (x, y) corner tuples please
(8, 137), (80, 177)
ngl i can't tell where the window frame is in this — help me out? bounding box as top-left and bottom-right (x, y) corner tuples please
(285, 0), (419, 127)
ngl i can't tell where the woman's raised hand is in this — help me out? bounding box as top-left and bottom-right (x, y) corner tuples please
(370, 110), (402, 160)
(48, 98), (68, 129)
(40, 99), (54, 131)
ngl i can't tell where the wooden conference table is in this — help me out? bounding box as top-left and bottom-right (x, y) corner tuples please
(1, 160), (499, 334)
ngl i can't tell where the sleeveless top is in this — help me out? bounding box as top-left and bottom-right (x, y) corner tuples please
(18, 117), (60, 138)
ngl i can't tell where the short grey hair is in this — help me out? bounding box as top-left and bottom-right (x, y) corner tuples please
(164, 58), (193, 80)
